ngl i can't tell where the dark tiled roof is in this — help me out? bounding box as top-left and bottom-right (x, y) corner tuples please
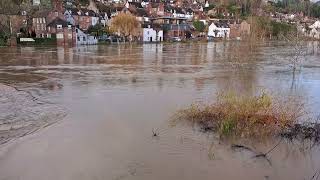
(212, 21), (230, 28)
(151, 3), (160, 8)
(31, 10), (51, 17)
(129, 2), (143, 8)
(135, 8), (148, 16)
(68, 8), (98, 16)
(47, 17), (69, 27)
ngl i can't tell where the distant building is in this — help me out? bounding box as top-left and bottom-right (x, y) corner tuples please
(69, 9), (99, 31)
(33, 0), (41, 5)
(143, 25), (163, 42)
(308, 21), (320, 39)
(208, 22), (230, 39)
(47, 17), (76, 46)
(32, 13), (48, 38)
(75, 28), (98, 45)
(150, 17), (192, 40)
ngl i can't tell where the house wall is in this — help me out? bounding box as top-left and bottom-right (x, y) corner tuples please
(51, 26), (76, 46)
(76, 28), (98, 45)
(74, 15), (93, 30)
(33, 0), (40, 5)
(32, 17), (47, 38)
(165, 30), (186, 40)
(309, 28), (320, 39)
(208, 23), (230, 38)
(143, 28), (157, 42)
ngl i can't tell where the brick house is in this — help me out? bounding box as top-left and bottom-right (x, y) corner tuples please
(31, 11), (50, 38)
(163, 24), (192, 40)
(31, 0), (65, 38)
(70, 9), (99, 31)
(47, 17), (76, 46)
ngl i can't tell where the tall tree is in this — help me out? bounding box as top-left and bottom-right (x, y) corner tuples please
(111, 12), (139, 42)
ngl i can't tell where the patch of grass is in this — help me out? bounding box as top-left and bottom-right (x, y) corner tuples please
(173, 91), (306, 138)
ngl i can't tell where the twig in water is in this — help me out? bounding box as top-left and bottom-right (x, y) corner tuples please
(255, 138), (283, 158)
(152, 128), (158, 137)
(310, 168), (320, 180)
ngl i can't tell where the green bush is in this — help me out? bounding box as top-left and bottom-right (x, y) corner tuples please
(193, 21), (205, 32)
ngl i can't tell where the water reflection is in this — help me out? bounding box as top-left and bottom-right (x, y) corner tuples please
(0, 42), (320, 180)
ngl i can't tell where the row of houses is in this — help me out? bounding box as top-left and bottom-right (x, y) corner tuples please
(2, 0), (255, 46)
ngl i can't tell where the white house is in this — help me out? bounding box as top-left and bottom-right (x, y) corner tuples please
(310, 21), (320, 29)
(76, 28), (98, 45)
(208, 22), (230, 39)
(309, 21), (320, 39)
(33, 0), (40, 5)
(143, 26), (163, 42)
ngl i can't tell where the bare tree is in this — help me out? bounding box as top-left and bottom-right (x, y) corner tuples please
(110, 12), (140, 42)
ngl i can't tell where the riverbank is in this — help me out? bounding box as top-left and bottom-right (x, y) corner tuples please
(0, 83), (66, 145)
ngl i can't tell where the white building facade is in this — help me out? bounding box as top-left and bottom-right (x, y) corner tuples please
(309, 21), (320, 39)
(143, 27), (163, 42)
(76, 28), (98, 45)
(208, 22), (230, 39)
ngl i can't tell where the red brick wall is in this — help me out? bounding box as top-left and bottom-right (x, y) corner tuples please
(55, 27), (76, 46)
(74, 15), (92, 30)
(32, 17), (48, 37)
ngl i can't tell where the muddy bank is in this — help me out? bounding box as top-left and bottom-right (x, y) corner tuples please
(0, 83), (66, 145)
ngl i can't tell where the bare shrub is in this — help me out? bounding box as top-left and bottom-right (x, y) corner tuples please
(173, 91), (306, 139)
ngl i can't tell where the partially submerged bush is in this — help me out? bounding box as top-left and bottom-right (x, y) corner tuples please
(173, 91), (306, 138)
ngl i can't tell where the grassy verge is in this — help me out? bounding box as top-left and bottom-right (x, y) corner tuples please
(173, 91), (306, 138)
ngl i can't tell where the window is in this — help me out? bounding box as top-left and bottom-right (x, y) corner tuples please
(83, 37), (86, 41)
(37, 24), (40, 30)
(76, 29), (78, 33)
(43, 18), (46, 23)
(77, 36), (80, 41)
(57, 25), (62, 29)
(36, 18), (39, 24)
(68, 25), (72, 30)
(48, 26), (51, 31)
(39, 18), (42, 24)
(57, 33), (64, 39)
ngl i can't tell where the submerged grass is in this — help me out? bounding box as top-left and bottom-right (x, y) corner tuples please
(173, 91), (306, 138)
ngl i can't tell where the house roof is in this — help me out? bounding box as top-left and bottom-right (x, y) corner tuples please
(135, 8), (148, 17)
(211, 21), (230, 28)
(129, 2), (143, 8)
(47, 17), (70, 27)
(68, 8), (98, 16)
(31, 10), (51, 17)
(151, 3), (160, 8)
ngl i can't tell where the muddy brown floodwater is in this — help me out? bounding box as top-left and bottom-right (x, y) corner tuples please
(1, 42), (320, 180)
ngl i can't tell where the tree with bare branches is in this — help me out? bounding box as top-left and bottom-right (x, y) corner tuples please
(110, 13), (140, 42)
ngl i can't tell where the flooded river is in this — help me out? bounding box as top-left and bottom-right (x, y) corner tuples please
(0, 42), (320, 180)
